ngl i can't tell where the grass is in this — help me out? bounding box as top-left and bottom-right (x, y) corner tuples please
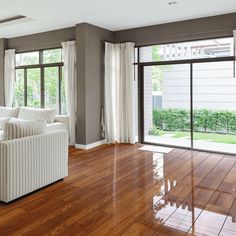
(169, 131), (236, 144)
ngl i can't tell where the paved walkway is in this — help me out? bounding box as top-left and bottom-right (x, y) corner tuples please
(145, 135), (236, 154)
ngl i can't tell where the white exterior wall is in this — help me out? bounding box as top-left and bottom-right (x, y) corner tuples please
(141, 47), (153, 135)
(162, 61), (236, 111)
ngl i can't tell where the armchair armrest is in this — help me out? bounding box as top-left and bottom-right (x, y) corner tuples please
(55, 115), (69, 131)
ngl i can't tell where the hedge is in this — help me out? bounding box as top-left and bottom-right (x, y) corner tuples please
(153, 108), (236, 134)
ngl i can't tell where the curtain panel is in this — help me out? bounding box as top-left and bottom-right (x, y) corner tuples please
(62, 41), (77, 145)
(4, 49), (15, 107)
(234, 30), (236, 77)
(104, 42), (135, 144)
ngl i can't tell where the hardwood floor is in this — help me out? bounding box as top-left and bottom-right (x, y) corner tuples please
(0, 144), (236, 235)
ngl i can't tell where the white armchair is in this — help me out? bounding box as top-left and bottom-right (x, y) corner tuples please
(0, 130), (68, 203)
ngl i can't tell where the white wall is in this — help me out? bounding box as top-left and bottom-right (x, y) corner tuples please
(163, 61), (236, 111)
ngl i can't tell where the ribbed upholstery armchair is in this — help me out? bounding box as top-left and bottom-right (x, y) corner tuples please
(0, 130), (68, 203)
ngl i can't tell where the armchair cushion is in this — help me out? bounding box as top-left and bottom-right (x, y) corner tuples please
(18, 107), (56, 123)
(0, 107), (18, 118)
(3, 119), (46, 141)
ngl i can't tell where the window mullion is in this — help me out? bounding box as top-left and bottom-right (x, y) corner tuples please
(41, 67), (45, 108)
(39, 51), (45, 108)
(58, 66), (62, 114)
(24, 68), (27, 106)
(39, 50), (43, 64)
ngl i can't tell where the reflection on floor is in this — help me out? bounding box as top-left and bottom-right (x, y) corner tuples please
(139, 144), (173, 153)
(145, 135), (236, 153)
(0, 144), (235, 235)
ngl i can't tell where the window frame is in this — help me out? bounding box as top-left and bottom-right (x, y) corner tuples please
(15, 48), (64, 114)
(134, 36), (235, 64)
(135, 36), (236, 155)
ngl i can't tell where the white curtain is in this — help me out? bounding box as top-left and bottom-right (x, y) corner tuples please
(62, 41), (77, 145)
(4, 49), (15, 107)
(104, 42), (135, 144)
(234, 30), (236, 77)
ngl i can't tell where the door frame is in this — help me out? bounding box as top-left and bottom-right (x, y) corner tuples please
(137, 56), (236, 155)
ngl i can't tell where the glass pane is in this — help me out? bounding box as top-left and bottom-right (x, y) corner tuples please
(13, 69), (25, 107)
(43, 49), (62, 64)
(45, 67), (59, 113)
(16, 51), (39, 66)
(134, 47), (138, 63)
(144, 64), (191, 148)
(61, 66), (67, 115)
(193, 61), (236, 153)
(140, 37), (234, 62)
(27, 68), (41, 108)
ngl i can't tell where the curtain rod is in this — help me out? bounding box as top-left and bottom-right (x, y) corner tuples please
(103, 40), (116, 43)
(13, 38), (76, 53)
(103, 40), (135, 44)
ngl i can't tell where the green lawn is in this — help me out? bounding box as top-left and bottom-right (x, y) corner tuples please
(170, 131), (236, 144)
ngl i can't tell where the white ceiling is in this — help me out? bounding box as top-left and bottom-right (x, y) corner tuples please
(0, 0), (236, 38)
(0, 9), (19, 20)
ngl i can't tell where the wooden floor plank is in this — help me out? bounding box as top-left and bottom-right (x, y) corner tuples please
(134, 152), (223, 235)
(219, 199), (236, 235)
(186, 157), (236, 236)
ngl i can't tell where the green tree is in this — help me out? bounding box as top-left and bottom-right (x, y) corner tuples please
(151, 46), (171, 92)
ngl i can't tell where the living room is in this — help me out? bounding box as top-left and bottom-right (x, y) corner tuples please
(0, 0), (236, 235)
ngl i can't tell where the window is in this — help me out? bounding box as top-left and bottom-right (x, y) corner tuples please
(43, 48), (62, 64)
(16, 51), (39, 66)
(14, 48), (67, 114)
(139, 37), (234, 62)
(138, 36), (236, 154)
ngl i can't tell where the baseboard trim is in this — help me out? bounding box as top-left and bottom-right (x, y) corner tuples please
(75, 140), (106, 150)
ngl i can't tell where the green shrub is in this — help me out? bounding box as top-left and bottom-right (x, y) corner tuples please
(152, 108), (236, 134)
(149, 125), (163, 136)
(193, 109), (211, 132)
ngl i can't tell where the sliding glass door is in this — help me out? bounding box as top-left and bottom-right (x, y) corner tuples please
(141, 60), (236, 154)
(143, 64), (191, 148)
(139, 36), (235, 154)
(193, 61), (236, 153)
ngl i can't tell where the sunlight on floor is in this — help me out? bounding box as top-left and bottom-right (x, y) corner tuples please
(139, 145), (173, 153)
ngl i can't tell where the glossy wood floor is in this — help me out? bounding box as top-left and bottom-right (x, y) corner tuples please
(0, 144), (236, 235)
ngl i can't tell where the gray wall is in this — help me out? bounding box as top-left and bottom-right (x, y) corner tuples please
(114, 13), (236, 46)
(76, 23), (114, 144)
(7, 27), (76, 52)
